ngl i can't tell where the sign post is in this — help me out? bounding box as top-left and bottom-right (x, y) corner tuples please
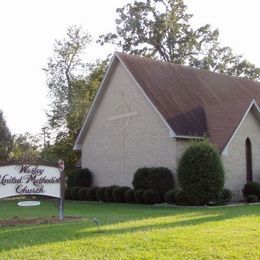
(58, 160), (65, 220)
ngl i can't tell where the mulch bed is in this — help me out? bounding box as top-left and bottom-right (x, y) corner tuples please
(0, 216), (85, 227)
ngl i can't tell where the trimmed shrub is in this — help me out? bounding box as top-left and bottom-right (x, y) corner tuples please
(113, 186), (130, 203)
(177, 141), (225, 205)
(70, 186), (82, 200)
(124, 189), (135, 203)
(132, 167), (174, 197)
(219, 189), (232, 203)
(87, 187), (98, 201)
(243, 182), (260, 200)
(175, 190), (189, 205)
(149, 167), (174, 196)
(96, 187), (106, 202)
(65, 187), (71, 200)
(132, 167), (150, 190)
(143, 189), (161, 204)
(246, 194), (258, 203)
(67, 168), (92, 188)
(79, 187), (88, 201)
(135, 189), (145, 204)
(165, 189), (179, 204)
(104, 185), (118, 202)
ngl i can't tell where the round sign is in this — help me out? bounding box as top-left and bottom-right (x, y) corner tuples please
(18, 201), (41, 207)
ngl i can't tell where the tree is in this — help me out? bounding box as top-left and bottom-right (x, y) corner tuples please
(10, 132), (41, 161)
(177, 141), (225, 205)
(44, 25), (92, 129)
(0, 111), (12, 160)
(44, 26), (107, 169)
(99, 0), (260, 80)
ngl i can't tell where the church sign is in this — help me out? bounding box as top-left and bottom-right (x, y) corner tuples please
(0, 161), (65, 219)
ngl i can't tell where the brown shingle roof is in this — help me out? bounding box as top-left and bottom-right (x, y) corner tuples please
(117, 52), (260, 151)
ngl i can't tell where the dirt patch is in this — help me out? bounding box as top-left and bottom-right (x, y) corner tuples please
(0, 216), (85, 227)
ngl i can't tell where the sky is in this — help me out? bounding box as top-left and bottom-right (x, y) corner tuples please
(0, 0), (259, 136)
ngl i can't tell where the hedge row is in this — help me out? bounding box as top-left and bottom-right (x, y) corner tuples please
(65, 186), (162, 204)
(243, 182), (260, 203)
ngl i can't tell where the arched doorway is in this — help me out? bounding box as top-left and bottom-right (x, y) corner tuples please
(245, 138), (253, 182)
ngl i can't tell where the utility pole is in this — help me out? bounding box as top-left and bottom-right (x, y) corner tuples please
(41, 127), (49, 148)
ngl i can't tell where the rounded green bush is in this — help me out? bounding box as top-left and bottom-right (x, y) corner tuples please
(219, 188), (232, 203)
(243, 182), (260, 200)
(66, 168), (92, 188)
(143, 189), (161, 204)
(124, 189), (135, 203)
(79, 187), (88, 201)
(165, 189), (179, 204)
(246, 194), (258, 203)
(65, 187), (71, 200)
(132, 167), (174, 196)
(70, 186), (82, 200)
(177, 141), (225, 205)
(113, 186), (130, 203)
(134, 189), (145, 204)
(104, 185), (118, 202)
(86, 187), (98, 201)
(132, 168), (150, 190)
(174, 190), (189, 205)
(96, 187), (106, 202)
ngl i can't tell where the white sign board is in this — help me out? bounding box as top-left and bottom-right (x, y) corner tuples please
(0, 164), (61, 199)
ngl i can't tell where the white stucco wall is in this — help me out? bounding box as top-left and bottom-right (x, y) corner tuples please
(81, 60), (177, 187)
(222, 109), (260, 201)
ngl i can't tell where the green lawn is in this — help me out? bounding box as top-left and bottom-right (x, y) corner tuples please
(0, 200), (259, 259)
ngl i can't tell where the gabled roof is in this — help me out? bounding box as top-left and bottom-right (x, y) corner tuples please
(74, 52), (260, 152)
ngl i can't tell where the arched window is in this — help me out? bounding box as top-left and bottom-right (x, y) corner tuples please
(245, 138), (253, 182)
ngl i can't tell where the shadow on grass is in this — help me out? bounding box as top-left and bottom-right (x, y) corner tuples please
(0, 201), (259, 253)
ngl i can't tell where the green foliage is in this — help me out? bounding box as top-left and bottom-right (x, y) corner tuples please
(243, 182), (260, 200)
(246, 194), (258, 203)
(0, 111), (12, 160)
(100, 0), (260, 80)
(70, 186), (82, 200)
(65, 187), (71, 200)
(43, 26), (107, 169)
(164, 189), (179, 204)
(174, 190), (189, 205)
(104, 185), (118, 202)
(219, 189), (232, 203)
(132, 167), (150, 190)
(124, 189), (135, 203)
(86, 187), (98, 201)
(78, 187), (88, 201)
(134, 189), (145, 204)
(177, 141), (225, 205)
(66, 168), (92, 188)
(113, 186), (130, 203)
(96, 187), (106, 202)
(143, 189), (161, 204)
(132, 167), (174, 195)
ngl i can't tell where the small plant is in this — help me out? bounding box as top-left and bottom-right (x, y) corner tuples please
(113, 186), (130, 203)
(70, 186), (82, 200)
(67, 168), (92, 188)
(104, 185), (118, 202)
(134, 189), (145, 204)
(87, 187), (98, 201)
(219, 189), (232, 203)
(246, 194), (258, 203)
(65, 188), (71, 200)
(96, 187), (106, 202)
(165, 189), (179, 204)
(132, 167), (150, 190)
(243, 182), (260, 200)
(143, 189), (161, 204)
(175, 190), (189, 205)
(124, 189), (135, 203)
(79, 187), (88, 201)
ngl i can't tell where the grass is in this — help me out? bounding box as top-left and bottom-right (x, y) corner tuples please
(0, 199), (259, 259)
